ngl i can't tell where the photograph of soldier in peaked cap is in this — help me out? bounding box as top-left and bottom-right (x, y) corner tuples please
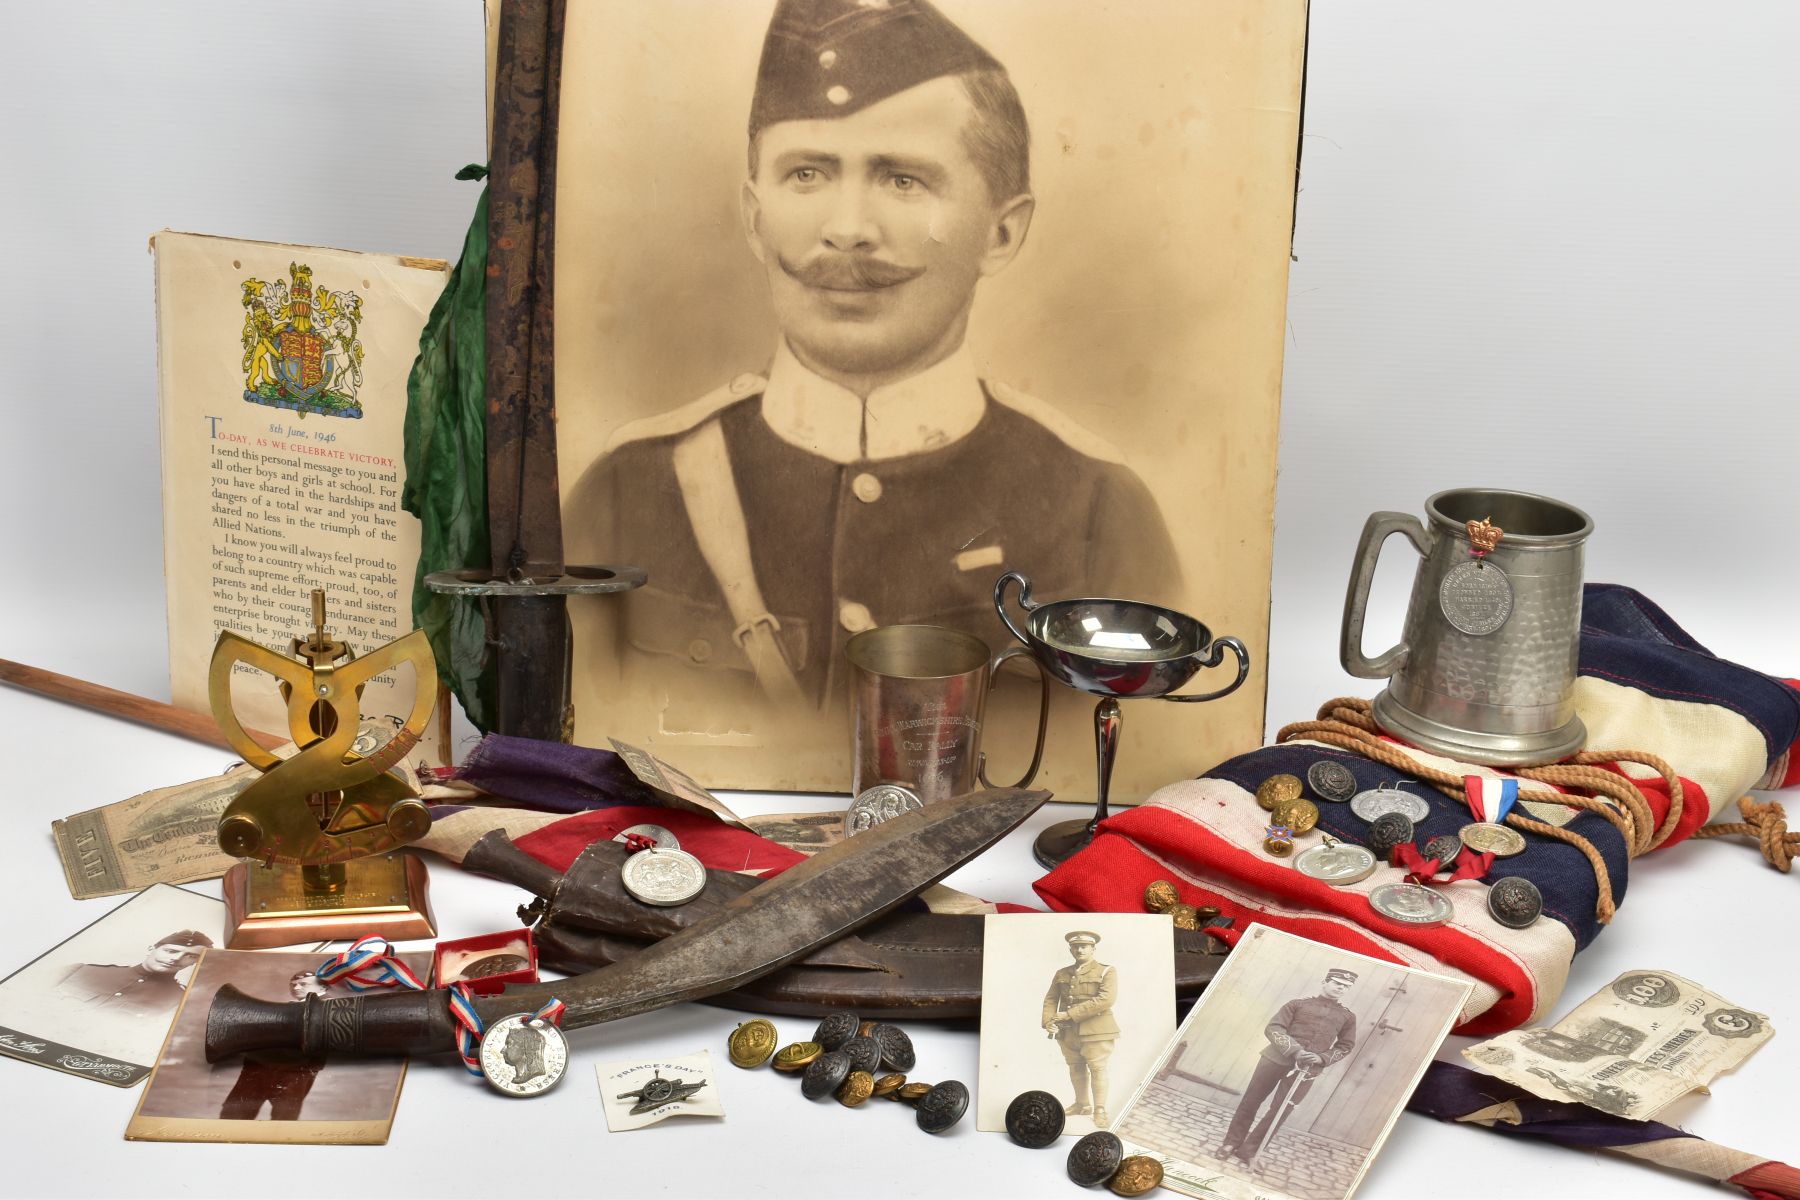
(559, 0), (1303, 794)
(1112, 926), (1472, 1200)
(976, 912), (1175, 1138)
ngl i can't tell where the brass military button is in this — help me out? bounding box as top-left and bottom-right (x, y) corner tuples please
(837, 1069), (875, 1106)
(873, 1073), (906, 1098)
(1195, 905), (1221, 921)
(1143, 880), (1179, 913)
(729, 372), (762, 397)
(852, 472), (883, 502)
(727, 1019), (778, 1069)
(1168, 903), (1200, 931)
(772, 1041), (823, 1072)
(1109, 1155), (1165, 1196)
(1256, 774), (1303, 811)
(839, 600), (875, 633)
(1276, 797), (1320, 835)
(896, 1081), (932, 1103)
(688, 638), (713, 664)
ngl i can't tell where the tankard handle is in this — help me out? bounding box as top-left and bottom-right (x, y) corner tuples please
(1341, 511), (1434, 679)
(992, 570), (1039, 650)
(978, 646), (1049, 790)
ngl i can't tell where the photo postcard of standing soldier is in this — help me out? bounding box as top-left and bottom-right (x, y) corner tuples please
(1112, 926), (1473, 1200)
(1462, 969), (1775, 1121)
(0, 883), (225, 1088)
(152, 232), (449, 765)
(126, 947), (424, 1145)
(977, 912), (1175, 1136)
(556, 0), (1305, 796)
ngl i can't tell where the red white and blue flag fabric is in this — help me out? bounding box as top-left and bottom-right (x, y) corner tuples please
(1036, 584), (1800, 1035)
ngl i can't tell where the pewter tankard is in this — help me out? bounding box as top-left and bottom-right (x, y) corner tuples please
(1340, 489), (1593, 766)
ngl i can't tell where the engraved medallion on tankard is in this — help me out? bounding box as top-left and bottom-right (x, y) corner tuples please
(1340, 488), (1593, 766)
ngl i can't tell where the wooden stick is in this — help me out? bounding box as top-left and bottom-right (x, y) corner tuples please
(0, 658), (286, 753)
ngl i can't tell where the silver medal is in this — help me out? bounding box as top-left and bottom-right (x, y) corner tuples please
(621, 845), (707, 906)
(479, 1013), (569, 1097)
(1369, 882), (1455, 927)
(613, 823), (680, 851)
(1350, 786), (1431, 824)
(845, 783), (924, 837)
(1293, 842), (1377, 886)
(1439, 559), (1514, 636)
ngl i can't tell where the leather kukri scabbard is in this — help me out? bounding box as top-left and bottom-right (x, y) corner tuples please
(470, 829), (1227, 1020)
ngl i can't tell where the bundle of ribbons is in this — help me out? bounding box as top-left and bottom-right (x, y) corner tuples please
(1037, 584), (1800, 1034)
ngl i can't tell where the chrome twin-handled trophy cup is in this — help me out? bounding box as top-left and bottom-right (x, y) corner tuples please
(994, 571), (1251, 868)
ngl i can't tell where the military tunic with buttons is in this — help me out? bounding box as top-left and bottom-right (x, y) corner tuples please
(1221, 993), (1358, 1160)
(574, 350), (1181, 707)
(56, 962), (190, 1019)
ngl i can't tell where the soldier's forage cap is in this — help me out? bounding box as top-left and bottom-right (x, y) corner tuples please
(1065, 931), (1101, 947)
(1325, 968), (1358, 985)
(750, 0), (1002, 133)
(154, 930), (214, 951)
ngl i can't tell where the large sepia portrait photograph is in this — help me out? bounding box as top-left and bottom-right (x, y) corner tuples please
(1113, 926), (1473, 1200)
(558, 0), (1304, 795)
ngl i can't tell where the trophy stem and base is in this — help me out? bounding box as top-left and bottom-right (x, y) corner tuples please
(1031, 696), (1124, 870)
(223, 852), (436, 950)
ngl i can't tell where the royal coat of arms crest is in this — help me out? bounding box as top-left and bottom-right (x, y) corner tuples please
(241, 262), (365, 418)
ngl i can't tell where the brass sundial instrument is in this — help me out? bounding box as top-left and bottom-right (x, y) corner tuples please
(209, 589), (439, 948)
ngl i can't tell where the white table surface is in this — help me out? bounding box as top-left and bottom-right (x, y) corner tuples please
(1, 676), (1794, 1200)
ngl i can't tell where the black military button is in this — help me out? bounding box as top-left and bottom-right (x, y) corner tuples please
(800, 1050), (853, 1101)
(1005, 1089), (1066, 1148)
(1067, 1130), (1125, 1186)
(915, 1079), (969, 1134)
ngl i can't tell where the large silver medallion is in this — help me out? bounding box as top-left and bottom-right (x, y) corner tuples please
(1350, 787), (1431, 824)
(1293, 842), (1377, 886)
(1439, 559), (1514, 636)
(1459, 821), (1526, 857)
(1369, 882), (1455, 927)
(621, 846), (707, 906)
(479, 1013), (569, 1097)
(613, 823), (680, 851)
(845, 783), (924, 836)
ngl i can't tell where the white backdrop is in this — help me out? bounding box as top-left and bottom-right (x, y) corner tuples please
(1, 4), (1796, 1198)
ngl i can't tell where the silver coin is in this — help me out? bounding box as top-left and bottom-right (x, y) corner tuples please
(845, 783), (924, 836)
(1351, 787), (1431, 824)
(1293, 842), (1377, 886)
(1307, 760), (1358, 803)
(479, 1013), (569, 1097)
(1439, 559), (1514, 636)
(1369, 882), (1455, 927)
(1487, 876), (1543, 928)
(1460, 821), (1526, 857)
(620, 846), (707, 906)
(613, 823), (680, 851)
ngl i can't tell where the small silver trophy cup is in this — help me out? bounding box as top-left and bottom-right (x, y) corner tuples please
(994, 571), (1251, 868)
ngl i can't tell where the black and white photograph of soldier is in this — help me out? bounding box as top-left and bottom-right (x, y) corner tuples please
(977, 913), (1175, 1137)
(558, 0), (1300, 796)
(128, 948), (421, 1144)
(0, 884), (226, 1085)
(1113, 926), (1472, 1200)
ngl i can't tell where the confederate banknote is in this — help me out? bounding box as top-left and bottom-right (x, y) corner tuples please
(51, 767), (257, 899)
(1463, 970), (1773, 1119)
